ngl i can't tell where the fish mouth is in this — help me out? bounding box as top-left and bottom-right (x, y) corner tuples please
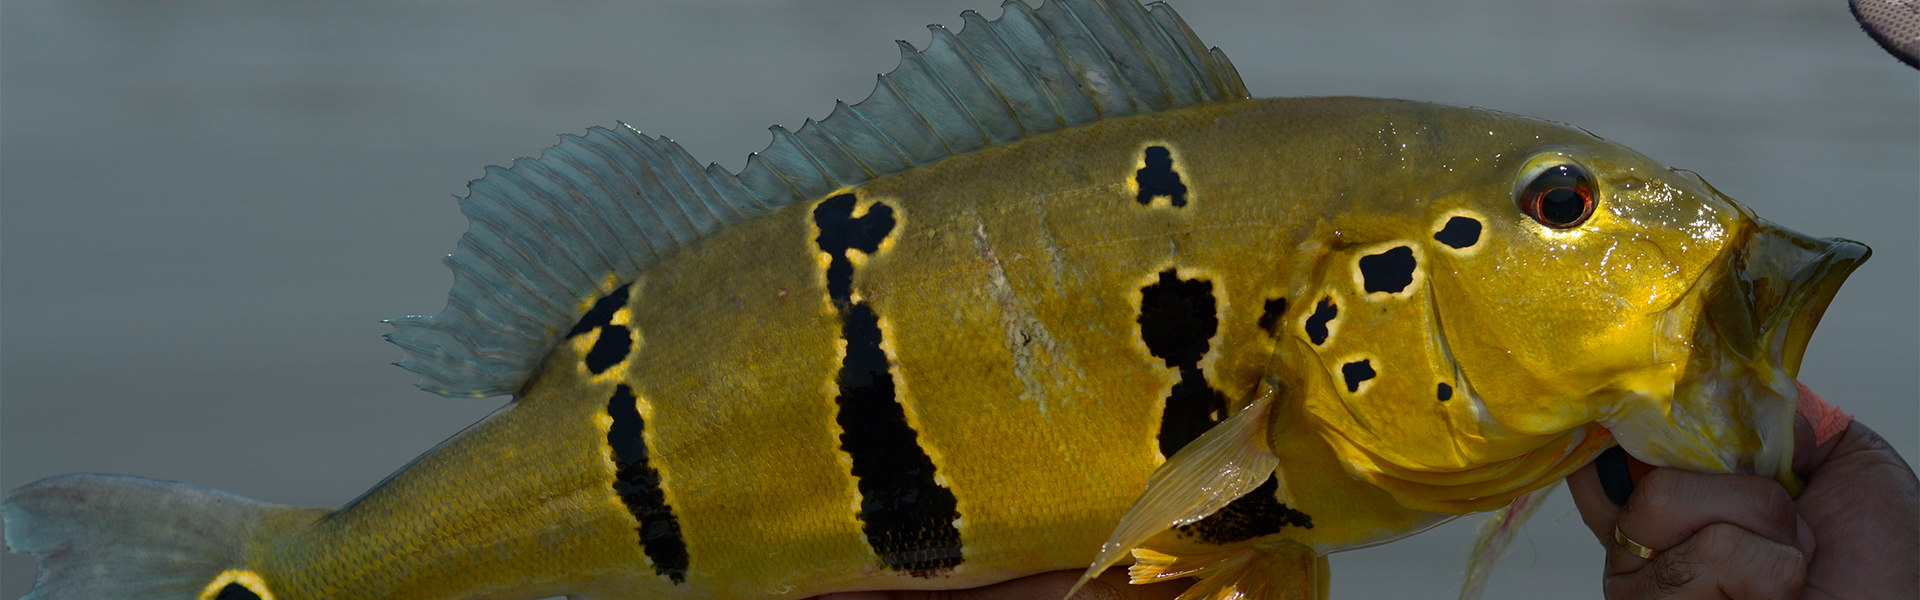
(1650, 216), (1872, 492)
(1702, 218), (1871, 380)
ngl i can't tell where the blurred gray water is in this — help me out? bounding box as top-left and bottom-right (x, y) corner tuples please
(1, 1), (1913, 598)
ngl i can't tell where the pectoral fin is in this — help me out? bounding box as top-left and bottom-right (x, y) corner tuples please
(1068, 386), (1282, 598)
(1134, 544), (1327, 600)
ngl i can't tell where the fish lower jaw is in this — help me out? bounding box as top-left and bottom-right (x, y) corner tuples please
(1607, 335), (1798, 486)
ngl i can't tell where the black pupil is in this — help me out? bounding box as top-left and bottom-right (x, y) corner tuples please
(1540, 187), (1585, 224)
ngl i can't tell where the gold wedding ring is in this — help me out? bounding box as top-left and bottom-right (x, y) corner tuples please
(1614, 526), (1661, 560)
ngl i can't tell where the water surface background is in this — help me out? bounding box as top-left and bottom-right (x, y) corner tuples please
(3, 1), (1914, 598)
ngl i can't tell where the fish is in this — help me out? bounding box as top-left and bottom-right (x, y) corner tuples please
(0, 1), (1881, 599)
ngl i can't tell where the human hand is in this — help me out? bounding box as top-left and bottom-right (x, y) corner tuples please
(817, 567), (1193, 600)
(1569, 417), (1919, 599)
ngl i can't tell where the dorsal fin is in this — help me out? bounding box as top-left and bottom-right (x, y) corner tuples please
(386, 0), (1250, 398)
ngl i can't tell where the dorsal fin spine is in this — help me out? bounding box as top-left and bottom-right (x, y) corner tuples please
(1141, 3), (1217, 103)
(923, 25), (1024, 143)
(995, 2), (1102, 124)
(613, 129), (733, 230)
(559, 130), (669, 263)
(459, 236), (572, 322)
(389, 0), (1249, 398)
(635, 141), (720, 243)
(600, 130), (705, 248)
(1029, 0), (1130, 118)
(437, 254), (551, 332)
(640, 139), (725, 238)
(773, 125), (846, 190)
(1209, 47), (1248, 98)
(701, 160), (767, 212)
(1058, 0), (1166, 112)
(955, 10), (1065, 134)
(457, 190), (584, 307)
(895, 40), (996, 149)
(743, 152), (810, 206)
(483, 164), (603, 293)
(512, 150), (639, 276)
(827, 100), (916, 172)
(796, 118), (880, 182)
(876, 74), (954, 161)
(649, 131), (751, 217)
(1102, 0), (1194, 107)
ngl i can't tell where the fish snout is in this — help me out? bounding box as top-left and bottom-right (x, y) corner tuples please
(1703, 218), (1870, 379)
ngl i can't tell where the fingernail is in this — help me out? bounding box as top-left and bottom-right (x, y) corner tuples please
(1596, 446), (1634, 506)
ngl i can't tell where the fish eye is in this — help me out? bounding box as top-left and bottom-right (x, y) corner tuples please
(1518, 164), (1595, 229)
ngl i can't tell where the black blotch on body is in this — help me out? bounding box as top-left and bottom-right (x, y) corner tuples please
(814, 193), (897, 304)
(570, 284), (636, 373)
(1434, 216), (1482, 249)
(1138, 270), (1229, 456)
(585, 325), (632, 374)
(1359, 246), (1418, 294)
(607, 385), (690, 583)
(213, 584), (263, 600)
(1134, 146), (1189, 207)
(1257, 297), (1288, 336)
(814, 194), (962, 576)
(569, 284), (633, 338)
(1437, 382), (1454, 401)
(1178, 474), (1314, 544)
(1342, 360), (1376, 393)
(1304, 297), (1338, 346)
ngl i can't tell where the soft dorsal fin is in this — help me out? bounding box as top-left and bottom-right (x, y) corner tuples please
(386, 0), (1250, 398)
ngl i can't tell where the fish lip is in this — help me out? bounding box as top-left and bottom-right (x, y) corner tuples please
(1703, 221), (1871, 380)
(1768, 236), (1870, 377)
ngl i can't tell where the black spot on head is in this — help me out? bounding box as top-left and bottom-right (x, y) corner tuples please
(1358, 246), (1418, 294)
(568, 284), (633, 338)
(1176, 474), (1314, 544)
(585, 325), (632, 374)
(1257, 297), (1288, 336)
(1304, 297), (1338, 346)
(1434, 216), (1482, 249)
(606, 385), (690, 583)
(213, 583), (263, 600)
(1342, 359), (1376, 393)
(814, 194), (897, 304)
(1437, 382), (1454, 401)
(1134, 146), (1189, 207)
(1137, 269), (1230, 456)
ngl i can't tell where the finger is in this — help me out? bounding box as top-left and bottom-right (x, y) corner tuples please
(820, 568), (1193, 600)
(1568, 460), (1623, 543)
(1606, 522), (1807, 600)
(1612, 468), (1803, 565)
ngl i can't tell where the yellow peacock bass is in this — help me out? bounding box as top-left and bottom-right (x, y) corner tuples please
(1, 1), (1870, 599)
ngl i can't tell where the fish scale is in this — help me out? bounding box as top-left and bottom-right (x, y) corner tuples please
(0, 1), (1872, 599)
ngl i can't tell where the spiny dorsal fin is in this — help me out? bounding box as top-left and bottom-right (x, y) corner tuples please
(386, 0), (1250, 398)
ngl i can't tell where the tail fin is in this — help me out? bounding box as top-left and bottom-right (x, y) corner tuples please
(2, 474), (311, 600)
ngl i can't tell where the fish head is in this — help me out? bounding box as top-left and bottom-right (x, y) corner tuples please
(1296, 108), (1867, 511)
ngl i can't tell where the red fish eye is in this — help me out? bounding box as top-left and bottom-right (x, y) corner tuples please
(1519, 164), (1595, 228)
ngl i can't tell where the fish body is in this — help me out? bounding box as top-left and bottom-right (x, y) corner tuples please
(1, 2), (1871, 600)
